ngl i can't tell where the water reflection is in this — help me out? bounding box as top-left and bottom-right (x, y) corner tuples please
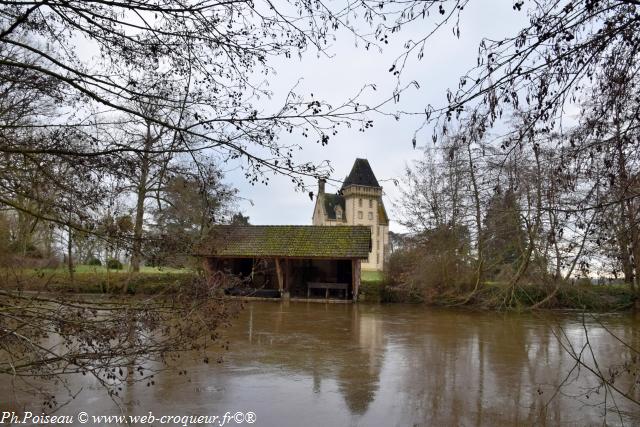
(2, 303), (639, 426)
(233, 303), (386, 416)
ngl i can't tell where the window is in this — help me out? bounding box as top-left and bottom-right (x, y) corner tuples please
(369, 199), (373, 208)
(376, 253), (379, 264)
(358, 211), (363, 219)
(376, 240), (379, 250)
(336, 210), (342, 220)
(358, 198), (362, 207)
(368, 212), (373, 220)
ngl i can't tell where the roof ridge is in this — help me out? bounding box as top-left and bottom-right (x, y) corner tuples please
(216, 224), (369, 228)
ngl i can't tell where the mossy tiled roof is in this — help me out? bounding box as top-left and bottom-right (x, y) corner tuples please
(196, 225), (371, 259)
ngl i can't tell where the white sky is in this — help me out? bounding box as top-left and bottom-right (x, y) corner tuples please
(227, 1), (530, 232)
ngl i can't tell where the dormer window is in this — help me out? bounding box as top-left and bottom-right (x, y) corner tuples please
(334, 205), (343, 220)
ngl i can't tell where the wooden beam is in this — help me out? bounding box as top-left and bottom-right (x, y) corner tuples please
(353, 259), (361, 302)
(285, 258), (290, 291)
(351, 259), (355, 300)
(275, 257), (284, 292)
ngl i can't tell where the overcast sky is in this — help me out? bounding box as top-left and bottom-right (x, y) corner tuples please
(226, 2), (529, 232)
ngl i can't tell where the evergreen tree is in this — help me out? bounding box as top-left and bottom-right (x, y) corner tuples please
(482, 187), (526, 278)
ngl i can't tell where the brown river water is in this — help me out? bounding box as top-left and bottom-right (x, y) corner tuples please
(2, 302), (640, 426)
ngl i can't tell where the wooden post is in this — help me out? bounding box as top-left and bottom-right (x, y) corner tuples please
(351, 259), (355, 300)
(285, 258), (290, 291)
(275, 257), (284, 293)
(352, 259), (361, 302)
(283, 258), (291, 300)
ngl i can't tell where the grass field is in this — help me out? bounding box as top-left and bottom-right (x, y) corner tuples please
(2, 264), (195, 294)
(17, 264), (379, 281)
(361, 270), (384, 282)
(38, 264), (192, 274)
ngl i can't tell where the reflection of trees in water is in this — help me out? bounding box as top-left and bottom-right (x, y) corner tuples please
(385, 309), (639, 426)
(382, 310), (548, 425)
(98, 303), (640, 425)
(387, 309), (476, 425)
(549, 313), (640, 425)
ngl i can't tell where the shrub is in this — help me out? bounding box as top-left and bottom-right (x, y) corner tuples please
(494, 264), (516, 283)
(42, 256), (61, 269)
(359, 281), (382, 302)
(106, 258), (123, 270)
(87, 257), (102, 266)
(11, 255), (61, 269)
(24, 245), (43, 259)
(574, 277), (593, 287)
(383, 225), (476, 302)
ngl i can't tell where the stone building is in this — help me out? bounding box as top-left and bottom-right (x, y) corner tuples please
(312, 158), (389, 271)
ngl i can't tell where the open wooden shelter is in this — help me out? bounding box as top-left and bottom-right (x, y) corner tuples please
(195, 225), (371, 301)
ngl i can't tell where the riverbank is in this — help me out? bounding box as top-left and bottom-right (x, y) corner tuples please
(360, 279), (638, 311)
(0, 266), (195, 294)
(3, 267), (636, 311)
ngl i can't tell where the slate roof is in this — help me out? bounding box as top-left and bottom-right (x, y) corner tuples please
(323, 193), (346, 221)
(196, 225), (371, 259)
(342, 158), (381, 188)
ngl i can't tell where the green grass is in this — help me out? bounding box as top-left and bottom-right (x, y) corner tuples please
(32, 264), (192, 275)
(361, 270), (383, 282)
(40, 265), (376, 280)
(359, 270), (385, 302)
(2, 264), (196, 294)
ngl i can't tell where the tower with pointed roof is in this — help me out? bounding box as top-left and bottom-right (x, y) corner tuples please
(312, 158), (389, 271)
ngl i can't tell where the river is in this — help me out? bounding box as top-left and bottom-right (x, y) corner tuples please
(3, 302), (639, 426)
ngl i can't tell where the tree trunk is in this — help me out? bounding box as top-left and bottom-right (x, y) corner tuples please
(130, 122), (152, 273)
(507, 148), (543, 306)
(564, 211), (596, 281)
(463, 142), (484, 303)
(67, 223), (74, 286)
(613, 119), (638, 293)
